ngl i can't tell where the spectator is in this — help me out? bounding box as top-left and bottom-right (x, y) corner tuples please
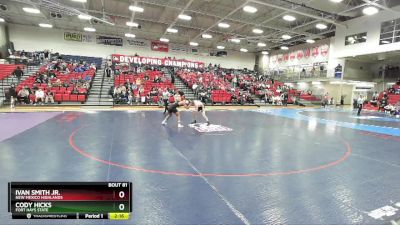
(105, 66), (112, 82)
(45, 90), (54, 104)
(17, 87), (30, 104)
(357, 95), (364, 116)
(13, 66), (24, 84)
(35, 88), (45, 105)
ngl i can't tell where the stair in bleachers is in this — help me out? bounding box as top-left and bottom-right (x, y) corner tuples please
(172, 72), (195, 100)
(84, 59), (113, 106)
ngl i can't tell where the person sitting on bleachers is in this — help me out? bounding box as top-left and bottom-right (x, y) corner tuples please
(384, 104), (396, 114)
(34, 73), (43, 83)
(370, 92), (379, 106)
(35, 88), (45, 105)
(84, 74), (91, 82)
(150, 87), (158, 97)
(154, 75), (161, 83)
(54, 79), (62, 87)
(63, 81), (70, 88)
(17, 87), (30, 104)
(45, 89), (54, 104)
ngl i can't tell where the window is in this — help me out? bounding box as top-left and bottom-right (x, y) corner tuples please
(379, 18), (400, 45)
(345, 32), (367, 45)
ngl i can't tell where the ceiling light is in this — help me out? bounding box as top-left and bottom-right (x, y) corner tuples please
(218, 22), (230, 28)
(129, 6), (144, 12)
(363, 6), (379, 15)
(257, 42), (266, 47)
(178, 14), (192, 21)
(71, 0), (87, 2)
(281, 46), (289, 50)
(84, 27), (96, 32)
(283, 15), (296, 21)
(125, 33), (135, 38)
(282, 34), (291, 40)
(240, 48), (248, 52)
(202, 34), (212, 39)
(78, 14), (92, 20)
(312, 81), (321, 85)
(306, 39), (315, 43)
(262, 51), (269, 55)
(39, 23), (52, 28)
(316, 23), (328, 29)
(166, 28), (178, 33)
(381, 40), (390, 44)
(126, 21), (139, 27)
(160, 38), (169, 42)
(217, 45), (225, 50)
(189, 42), (198, 46)
(230, 38), (240, 43)
(253, 28), (263, 34)
(0, 18), (4, 23)
(23, 7), (40, 14)
(329, 0), (343, 2)
(243, 5), (257, 13)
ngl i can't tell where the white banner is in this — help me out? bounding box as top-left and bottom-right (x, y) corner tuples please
(170, 44), (188, 53)
(126, 39), (149, 48)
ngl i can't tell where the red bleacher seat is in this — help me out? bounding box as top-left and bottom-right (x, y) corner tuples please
(70, 94), (78, 101)
(78, 95), (86, 102)
(55, 94), (62, 102)
(62, 94), (70, 101)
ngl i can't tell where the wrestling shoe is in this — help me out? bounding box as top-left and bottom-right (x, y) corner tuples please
(178, 124), (184, 128)
(190, 120), (197, 124)
(207, 121), (210, 126)
(162, 121), (167, 125)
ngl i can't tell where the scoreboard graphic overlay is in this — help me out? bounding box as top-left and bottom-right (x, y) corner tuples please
(8, 182), (132, 220)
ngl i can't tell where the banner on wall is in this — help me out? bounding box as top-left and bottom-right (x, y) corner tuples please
(127, 39), (149, 48)
(170, 44), (188, 53)
(312, 47), (319, 57)
(269, 44), (330, 68)
(297, 50), (303, 60)
(64, 32), (82, 42)
(96, 35), (123, 46)
(321, 44), (329, 56)
(111, 54), (205, 68)
(151, 41), (168, 52)
(283, 54), (289, 61)
(304, 48), (311, 58)
(290, 52), (296, 61)
(82, 34), (94, 43)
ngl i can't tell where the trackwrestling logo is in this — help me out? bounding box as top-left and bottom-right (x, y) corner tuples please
(188, 123), (233, 133)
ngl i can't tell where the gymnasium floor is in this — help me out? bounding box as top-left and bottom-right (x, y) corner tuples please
(0, 107), (399, 225)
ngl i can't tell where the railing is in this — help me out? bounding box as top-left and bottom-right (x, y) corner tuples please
(270, 70), (328, 82)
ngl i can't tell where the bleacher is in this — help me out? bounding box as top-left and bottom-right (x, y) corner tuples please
(16, 66), (95, 104)
(177, 71), (238, 104)
(114, 70), (175, 104)
(0, 64), (25, 81)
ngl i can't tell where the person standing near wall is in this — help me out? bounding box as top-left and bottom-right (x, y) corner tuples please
(357, 95), (364, 116)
